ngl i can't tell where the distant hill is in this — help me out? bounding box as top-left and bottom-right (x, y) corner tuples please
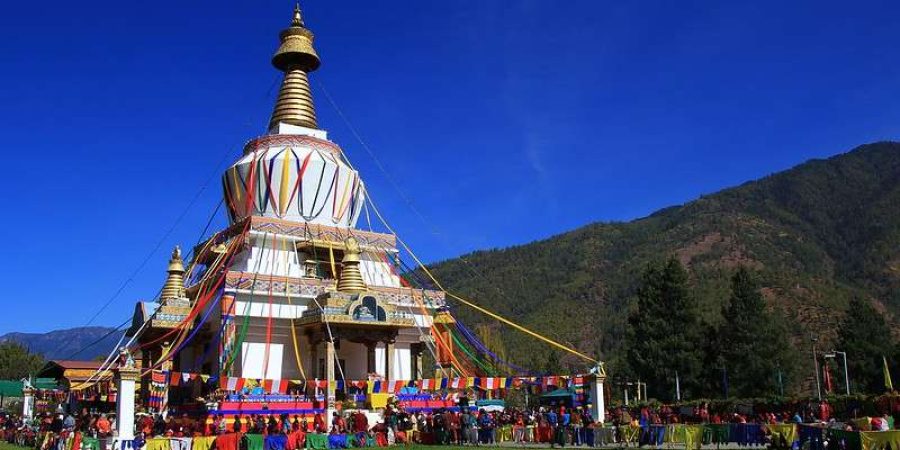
(428, 142), (900, 388)
(0, 327), (124, 360)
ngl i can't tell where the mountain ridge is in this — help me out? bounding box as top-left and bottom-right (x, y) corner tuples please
(0, 326), (124, 361)
(428, 141), (900, 391)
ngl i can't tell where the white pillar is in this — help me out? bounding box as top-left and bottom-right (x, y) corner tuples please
(22, 387), (34, 420)
(590, 374), (606, 424)
(115, 366), (140, 441)
(325, 340), (336, 431)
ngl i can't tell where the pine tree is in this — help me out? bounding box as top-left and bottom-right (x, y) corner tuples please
(543, 349), (562, 375)
(836, 297), (893, 394)
(626, 257), (703, 401)
(0, 342), (45, 380)
(717, 267), (782, 397)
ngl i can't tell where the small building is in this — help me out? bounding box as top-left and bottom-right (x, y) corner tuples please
(38, 360), (116, 413)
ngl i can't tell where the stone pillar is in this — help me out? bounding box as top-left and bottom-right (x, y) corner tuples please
(325, 340), (336, 430)
(410, 344), (423, 381)
(159, 342), (173, 419)
(115, 366), (140, 441)
(309, 340), (319, 378)
(366, 343), (376, 375)
(590, 374), (606, 424)
(22, 387), (34, 421)
(384, 340), (395, 382)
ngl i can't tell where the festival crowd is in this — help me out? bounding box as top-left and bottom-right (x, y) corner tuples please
(2, 399), (898, 450)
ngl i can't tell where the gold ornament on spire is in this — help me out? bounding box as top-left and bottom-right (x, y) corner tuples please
(337, 237), (367, 293)
(269, 2), (321, 131)
(160, 246), (186, 301)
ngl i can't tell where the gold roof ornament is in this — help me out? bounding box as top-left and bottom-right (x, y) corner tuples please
(160, 246), (186, 301)
(433, 309), (456, 325)
(268, 2), (321, 131)
(336, 237), (367, 293)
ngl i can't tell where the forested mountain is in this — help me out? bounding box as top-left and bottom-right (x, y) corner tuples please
(428, 142), (900, 393)
(0, 327), (123, 360)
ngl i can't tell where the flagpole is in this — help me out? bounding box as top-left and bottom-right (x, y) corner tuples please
(675, 371), (681, 402)
(812, 337), (822, 401)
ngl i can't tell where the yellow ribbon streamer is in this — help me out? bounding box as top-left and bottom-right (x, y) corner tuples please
(364, 195), (599, 365)
(282, 237), (307, 380)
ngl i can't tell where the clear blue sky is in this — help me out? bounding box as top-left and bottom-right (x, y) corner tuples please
(1, 0), (898, 334)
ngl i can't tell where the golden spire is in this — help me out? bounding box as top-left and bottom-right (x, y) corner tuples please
(160, 246), (186, 301)
(268, 2), (321, 131)
(433, 309), (456, 325)
(337, 237), (367, 293)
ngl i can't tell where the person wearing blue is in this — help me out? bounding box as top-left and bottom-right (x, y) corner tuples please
(547, 408), (559, 447)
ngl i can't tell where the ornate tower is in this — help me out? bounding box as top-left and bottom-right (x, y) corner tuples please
(171, 3), (446, 408)
(269, 3), (321, 131)
(160, 246), (186, 302)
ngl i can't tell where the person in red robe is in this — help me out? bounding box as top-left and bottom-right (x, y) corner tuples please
(313, 414), (325, 433)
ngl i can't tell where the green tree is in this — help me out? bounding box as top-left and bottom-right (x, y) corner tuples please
(716, 267), (784, 397)
(542, 349), (562, 375)
(475, 323), (512, 375)
(625, 257), (703, 401)
(0, 342), (45, 380)
(836, 297), (894, 394)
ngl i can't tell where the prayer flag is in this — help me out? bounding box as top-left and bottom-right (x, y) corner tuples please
(451, 378), (463, 389)
(224, 377), (243, 391)
(466, 377), (475, 388)
(440, 378), (449, 389)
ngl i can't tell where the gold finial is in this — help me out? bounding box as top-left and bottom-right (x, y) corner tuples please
(292, 2), (304, 27)
(433, 309), (456, 325)
(337, 237), (367, 293)
(269, 2), (320, 131)
(160, 245), (186, 301)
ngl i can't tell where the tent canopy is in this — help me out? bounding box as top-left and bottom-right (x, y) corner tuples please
(541, 387), (576, 398)
(0, 378), (61, 397)
(0, 380), (22, 397)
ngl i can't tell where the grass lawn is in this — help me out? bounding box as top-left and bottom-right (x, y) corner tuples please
(0, 443), (23, 450)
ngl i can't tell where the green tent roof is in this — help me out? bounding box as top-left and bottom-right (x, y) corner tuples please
(34, 378), (59, 390)
(0, 380), (22, 397)
(0, 378), (61, 396)
(475, 399), (505, 407)
(541, 387), (576, 398)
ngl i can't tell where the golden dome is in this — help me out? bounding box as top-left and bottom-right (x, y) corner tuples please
(160, 246), (186, 301)
(337, 237), (367, 293)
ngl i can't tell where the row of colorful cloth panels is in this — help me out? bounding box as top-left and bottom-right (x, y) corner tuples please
(66, 425), (900, 450)
(608, 423), (900, 450)
(216, 375), (584, 395)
